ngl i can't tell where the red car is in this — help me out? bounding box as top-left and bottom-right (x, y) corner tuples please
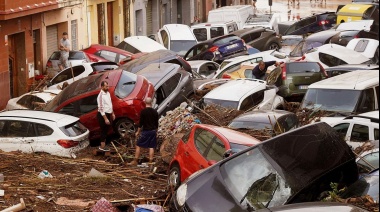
(82, 44), (145, 65)
(44, 70), (155, 141)
(168, 124), (260, 189)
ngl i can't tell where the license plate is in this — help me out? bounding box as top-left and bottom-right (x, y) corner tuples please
(298, 85), (309, 89)
(226, 44), (238, 50)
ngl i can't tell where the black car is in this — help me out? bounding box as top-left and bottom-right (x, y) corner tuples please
(119, 49), (192, 74)
(231, 27), (282, 51)
(134, 63), (194, 116)
(184, 34), (247, 64)
(170, 122), (359, 211)
(279, 12), (337, 36)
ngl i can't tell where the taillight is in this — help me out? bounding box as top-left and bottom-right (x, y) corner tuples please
(57, 140), (79, 148)
(222, 74), (231, 79)
(281, 66), (287, 80)
(318, 20), (329, 26)
(301, 55), (306, 60)
(354, 34), (360, 38)
(209, 46), (219, 52)
(46, 61), (52, 68)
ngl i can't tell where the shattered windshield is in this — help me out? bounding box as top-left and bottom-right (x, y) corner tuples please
(221, 148), (292, 210)
(301, 89), (361, 113)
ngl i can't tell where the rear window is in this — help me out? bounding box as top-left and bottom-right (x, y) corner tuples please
(214, 36), (241, 46)
(69, 52), (87, 60)
(287, 62), (321, 73)
(354, 40), (369, 52)
(60, 121), (87, 137)
(319, 52), (348, 67)
(193, 28), (207, 42)
(116, 41), (141, 54)
(50, 66), (86, 85)
(115, 71), (138, 98)
(211, 27), (224, 38)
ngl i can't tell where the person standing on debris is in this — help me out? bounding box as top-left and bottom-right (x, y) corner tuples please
(97, 81), (115, 152)
(129, 97), (159, 166)
(252, 60), (281, 80)
(58, 32), (70, 71)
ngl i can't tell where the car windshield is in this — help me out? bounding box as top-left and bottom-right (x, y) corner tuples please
(60, 121), (87, 137)
(301, 88), (362, 113)
(170, 40), (197, 56)
(229, 121), (273, 130)
(221, 148), (292, 210)
(114, 71), (137, 98)
(203, 98), (239, 109)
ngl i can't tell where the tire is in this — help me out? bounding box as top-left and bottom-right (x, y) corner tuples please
(266, 42), (280, 51)
(113, 118), (135, 138)
(168, 164), (181, 190)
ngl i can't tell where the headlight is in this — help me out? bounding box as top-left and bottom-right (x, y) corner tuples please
(176, 183), (188, 207)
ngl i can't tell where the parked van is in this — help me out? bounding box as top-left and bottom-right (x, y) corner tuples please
(191, 21), (239, 42)
(157, 24), (198, 57)
(337, 3), (378, 23)
(207, 5), (254, 30)
(301, 70), (379, 115)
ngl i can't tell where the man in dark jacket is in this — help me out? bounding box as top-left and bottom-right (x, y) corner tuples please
(252, 60), (281, 80)
(129, 97), (159, 166)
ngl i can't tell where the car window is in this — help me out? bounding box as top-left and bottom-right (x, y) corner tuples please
(205, 137), (225, 161)
(119, 54), (127, 63)
(115, 71), (138, 98)
(357, 88), (375, 113)
(319, 52), (348, 67)
(244, 69), (253, 78)
(181, 129), (191, 144)
(199, 63), (218, 76)
(211, 27), (224, 38)
(96, 50), (117, 62)
(51, 66), (86, 85)
(296, 17), (316, 30)
(60, 121), (87, 137)
(162, 73), (181, 97)
(116, 41), (141, 54)
(194, 128), (215, 156)
(0, 120), (6, 137)
(6, 121), (35, 137)
(193, 28), (207, 42)
(240, 90), (265, 111)
(351, 124), (369, 142)
(276, 114), (299, 133)
(79, 95), (98, 115)
(36, 123), (54, 136)
(227, 25), (234, 33)
(49, 52), (61, 60)
(375, 129), (379, 140)
(333, 123), (350, 140)
(354, 40), (369, 52)
(241, 34), (252, 43)
(375, 86), (379, 102)
(68, 51), (87, 60)
(160, 30), (169, 49)
(357, 151), (379, 172)
(326, 13), (337, 24)
(287, 62), (320, 73)
(248, 31), (262, 41)
(17, 95), (45, 109)
(214, 35), (241, 46)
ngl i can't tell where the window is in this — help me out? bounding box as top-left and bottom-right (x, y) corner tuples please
(351, 124), (369, 142)
(160, 30), (169, 48)
(193, 28), (207, 42)
(115, 71), (138, 98)
(7, 121), (35, 137)
(97, 50), (117, 62)
(357, 151), (379, 172)
(17, 95), (45, 109)
(194, 128), (215, 155)
(357, 88), (375, 113)
(287, 62), (321, 73)
(0, 120), (6, 137)
(199, 63), (218, 76)
(116, 41), (141, 54)
(333, 123), (350, 140)
(240, 90), (265, 111)
(375, 86), (379, 104)
(36, 123), (54, 136)
(210, 27), (224, 38)
(51, 66), (86, 85)
(181, 129), (191, 144)
(374, 128), (379, 140)
(296, 17), (317, 30)
(354, 40), (369, 52)
(60, 121), (87, 137)
(319, 52), (347, 67)
(205, 137), (225, 161)
(247, 31), (262, 41)
(244, 69), (253, 78)
(162, 73), (181, 97)
(59, 94), (98, 117)
(241, 34), (252, 43)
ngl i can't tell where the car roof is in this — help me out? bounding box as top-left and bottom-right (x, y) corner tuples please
(0, 110), (79, 127)
(231, 110), (294, 123)
(204, 79), (266, 101)
(162, 24), (195, 40)
(201, 124), (261, 146)
(318, 46), (371, 63)
(135, 63), (180, 86)
(309, 70), (379, 90)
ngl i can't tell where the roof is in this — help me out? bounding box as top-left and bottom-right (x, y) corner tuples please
(135, 63), (180, 87)
(319, 46), (371, 64)
(162, 24), (196, 40)
(202, 124), (261, 146)
(123, 36), (166, 52)
(309, 70), (379, 90)
(204, 79), (267, 101)
(232, 110), (294, 123)
(0, 110), (79, 127)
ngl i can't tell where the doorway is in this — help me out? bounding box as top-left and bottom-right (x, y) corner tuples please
(8, 32), (26, 97)
(107, 2), (114, 46)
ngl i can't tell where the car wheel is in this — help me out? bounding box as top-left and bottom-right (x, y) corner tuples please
(168, 164), (181, 190)
(266, 42), (280, 51)
(114, 118), (135, 138)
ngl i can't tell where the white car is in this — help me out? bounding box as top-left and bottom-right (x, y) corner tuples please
(202, 79), (284, 111)
(0, 110), (89, 158)
(116, 36), (166, 53)
(46, 51), (90, 78)
(212, 50), (289, 79)
(326, 111), (379, 149)
(301, 44), (372, 68)
(187, 60), (220, 79)
(346, 38), (379, 64)
(5, 90), (60, 110)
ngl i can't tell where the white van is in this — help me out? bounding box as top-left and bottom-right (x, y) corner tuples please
(157, 24), (198, 57)
(207, 5), (254, 30)
(191, 21), (239, 42)
(301, 70), (379, 116)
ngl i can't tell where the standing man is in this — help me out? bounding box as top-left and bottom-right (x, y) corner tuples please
(129, 97), (159, 166)
(97, 81), (115, 151)
(252, 61), (281, 80)
(58, 32), (71, 71)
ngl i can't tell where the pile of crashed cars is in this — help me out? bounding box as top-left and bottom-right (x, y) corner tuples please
(1, 2), (379, 210)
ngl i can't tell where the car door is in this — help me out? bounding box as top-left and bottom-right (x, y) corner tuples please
(0, 120), (38, 153)
(182, 127), (215, 179)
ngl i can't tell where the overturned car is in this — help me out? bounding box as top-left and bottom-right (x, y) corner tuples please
(170, 122), (359, 211)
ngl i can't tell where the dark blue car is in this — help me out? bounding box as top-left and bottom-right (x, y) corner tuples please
(183, 34), (247, 64)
